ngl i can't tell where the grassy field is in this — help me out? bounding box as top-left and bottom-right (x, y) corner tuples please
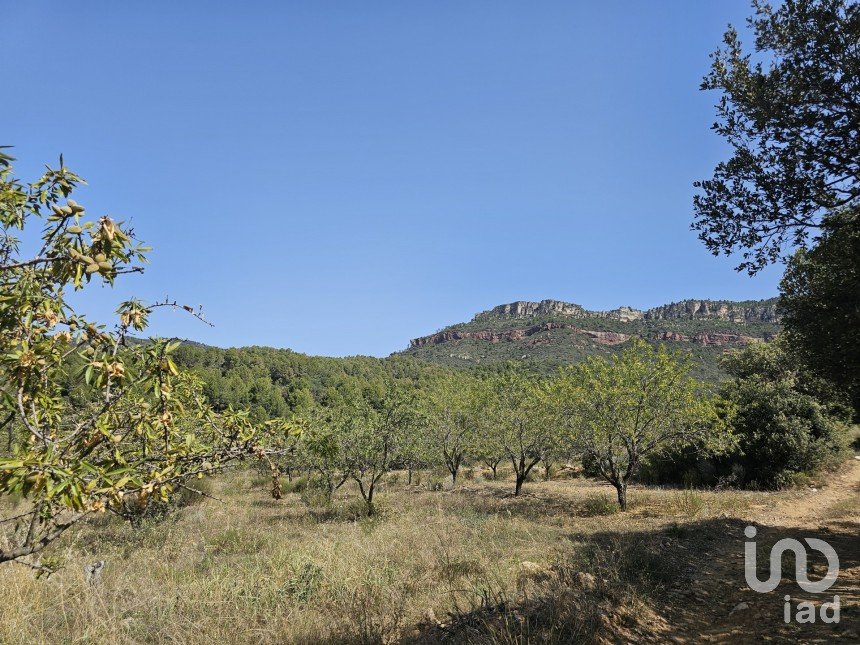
(2, 463), (858, 644)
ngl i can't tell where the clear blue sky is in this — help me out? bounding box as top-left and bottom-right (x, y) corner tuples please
(5, 1), (782, 357)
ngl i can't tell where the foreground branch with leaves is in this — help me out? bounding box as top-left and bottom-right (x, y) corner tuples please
(0, 151), (295, 571)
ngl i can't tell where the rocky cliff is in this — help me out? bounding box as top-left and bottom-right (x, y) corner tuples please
(409, 322), (632, 348)
(473, 298), (780, 324)
(643, 299), (780, 323)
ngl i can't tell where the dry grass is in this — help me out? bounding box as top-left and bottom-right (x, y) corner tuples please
(0, 470), (782, 644)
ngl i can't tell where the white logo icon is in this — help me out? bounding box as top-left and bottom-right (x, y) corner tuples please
(743, 525), (840, 594)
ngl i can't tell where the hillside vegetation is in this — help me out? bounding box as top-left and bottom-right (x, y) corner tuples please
(398, 298), (781, 382)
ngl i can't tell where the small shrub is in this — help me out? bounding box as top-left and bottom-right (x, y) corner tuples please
(784, 471), (815, 488)
(668, 488), (706, 518)
(285, 559), (324, 603)
(580, 493), (620, 516)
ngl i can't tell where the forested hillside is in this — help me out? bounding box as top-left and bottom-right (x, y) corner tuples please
(169, 297), (779, 421)
(171, 345), (449, 422)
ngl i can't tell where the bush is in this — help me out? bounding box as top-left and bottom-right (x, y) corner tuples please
(730, 380), (847, 487)
(285, 559), (324, 603)
(720, 342), (850, 488)
(667, 488), (706, 518)
(639, 342), (852, 490)
(580, 493), (620, 516)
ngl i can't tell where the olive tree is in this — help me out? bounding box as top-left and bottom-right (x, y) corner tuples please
(559, 340), (730, 510)
(0, 151), (291, 571)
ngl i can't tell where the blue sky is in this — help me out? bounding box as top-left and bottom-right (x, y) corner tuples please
(5, 1), (782, 357)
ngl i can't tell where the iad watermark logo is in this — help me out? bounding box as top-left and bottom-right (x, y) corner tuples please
(744, 525), (841, 624)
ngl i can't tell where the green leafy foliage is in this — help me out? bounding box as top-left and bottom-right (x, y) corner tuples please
(719, 340), (850, 488)
(693, 0), (860, 274)
(780, 211), (860, 415)
(418, 371), (487, 483)
(484, 365), (556, 496)
(557, 340), (730, 509)
(0, 152), (294, 570)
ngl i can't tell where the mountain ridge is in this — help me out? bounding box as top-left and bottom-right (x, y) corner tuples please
(398, 297), (781, 381)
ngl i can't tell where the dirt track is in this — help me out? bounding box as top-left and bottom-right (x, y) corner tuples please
(663, 459), (859, 643)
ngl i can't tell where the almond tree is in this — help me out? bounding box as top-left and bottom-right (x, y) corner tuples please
(421, 373), (485, 484)
(0, 150), (292, 572)
(486, 365), (554, 496)
(298, 407), (350, 500)
(336, 378), (417, 514)
(558, 340), (730, 510)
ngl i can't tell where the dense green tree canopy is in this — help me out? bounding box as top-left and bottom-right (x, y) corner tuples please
(779, 211), (860, 414)
(693, 0), (860, 274)
(485, 365), (555, 496)
(720, 340), (850, 487)
(558, 340), (729, 509)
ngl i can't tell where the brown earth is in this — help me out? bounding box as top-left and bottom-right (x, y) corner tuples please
(660, 459), (860, 643)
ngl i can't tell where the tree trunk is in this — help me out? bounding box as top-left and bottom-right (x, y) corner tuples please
(490, 463), (498, 480)
(615, 481), (627, 511)
(514, 474), (524, 496)
(542, 461), (553, 481)
(365, 483), (375, 516)
(407, 467), (412, 485)
(356, 477), (376, 516)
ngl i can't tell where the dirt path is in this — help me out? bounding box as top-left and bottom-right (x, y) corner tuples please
(663, 459), (860, 643)
(768, 458), (860, 525)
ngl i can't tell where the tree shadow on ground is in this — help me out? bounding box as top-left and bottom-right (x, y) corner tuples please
(406, 517), (859, 644)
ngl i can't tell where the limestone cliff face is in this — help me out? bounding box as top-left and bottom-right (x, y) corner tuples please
(408, 324), (770, 350)
(480, 300), (587, 319)
(472, 298), (780, 324)
(643, 300), (780, 323)
(651, 331), (766, 346)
